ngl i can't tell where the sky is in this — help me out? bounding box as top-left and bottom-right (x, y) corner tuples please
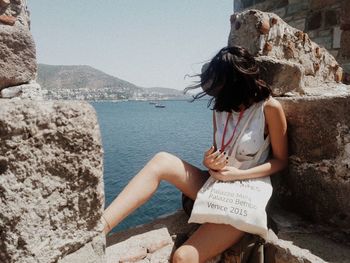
(28, 1), (234, 90)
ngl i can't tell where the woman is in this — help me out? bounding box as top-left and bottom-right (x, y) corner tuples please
(101, 46), (288, 263)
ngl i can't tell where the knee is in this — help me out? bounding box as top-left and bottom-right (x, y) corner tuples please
(172, 246), (198, 263)
(153, 151), (173, 162)
(150, 151), (174, 172)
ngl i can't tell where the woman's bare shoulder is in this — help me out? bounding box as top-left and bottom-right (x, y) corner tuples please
(263, 96), (283, 114)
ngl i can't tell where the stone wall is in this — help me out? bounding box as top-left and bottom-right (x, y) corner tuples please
(0, 0), (42, 99)
(234, 0), (350, 83)
(229, 8), (350, 230)
(0, 100), (106, 263)
(0, 1), (106, 262)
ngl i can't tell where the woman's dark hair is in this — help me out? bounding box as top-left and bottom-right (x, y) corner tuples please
(184, 46), (271, 112)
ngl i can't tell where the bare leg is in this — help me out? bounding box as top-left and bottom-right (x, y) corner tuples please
(172, 223), (245, 263)
(102, 151), (210, 235)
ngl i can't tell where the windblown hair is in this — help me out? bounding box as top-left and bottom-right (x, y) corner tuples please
(184, 46), (271, 112)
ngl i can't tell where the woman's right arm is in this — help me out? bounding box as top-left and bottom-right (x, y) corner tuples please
(202, 110), (227, 170)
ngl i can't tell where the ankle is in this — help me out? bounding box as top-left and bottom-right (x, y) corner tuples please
(101, 214), (111, 235)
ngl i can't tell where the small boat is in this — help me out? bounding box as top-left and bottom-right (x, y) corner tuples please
(149, 101), (157, 105)
(155, 103), (165, 108)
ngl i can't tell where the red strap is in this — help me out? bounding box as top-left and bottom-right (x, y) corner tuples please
(220, 110), (244, 152)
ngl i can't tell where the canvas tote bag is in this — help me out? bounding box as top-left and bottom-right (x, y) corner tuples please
(188, 102), (273, 239)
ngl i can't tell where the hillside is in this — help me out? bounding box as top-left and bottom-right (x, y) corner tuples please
(37, 64), (191, 100)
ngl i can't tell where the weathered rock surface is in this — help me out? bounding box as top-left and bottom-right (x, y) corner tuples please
(228, 9), (343, 95)
(0, 100), (105, 263)
(269, 207), (350, 262)
(277, 86), (350, 162)
(271, 86), (350, 228)
(0, 0), (11, 9)
(0, 81), (43, 99)
(0, 14), (16, 25)
(256, 56), (305, 95)
(57, 234), (106, 263)
(106, 228), (174, 263)
(106, 210), (346, 263)
(0, 0), (37, 90)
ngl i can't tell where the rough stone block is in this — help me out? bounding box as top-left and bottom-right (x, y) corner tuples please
(278, 87), (350, 161)
(242, 0), (266, 9)
(313, 35), (333, 49)
(307, 11), (322, 31)
(274, 157), (350, 227)
(311, 0), (339, 9)
(0, 0), (36, 89)
(228, 10), (264, 55)
(342, 63), (350, 73)
(340, 24), (350, 31)
(340, 30), (350, 58)
(234, 0), (244, 12)
(271, 87), (350, 227)
(318, 29), (332, 37)
(146, 244), (174, 262)
(57, 234), (106, 263)
(286, 2), (309, 15)
(229, 9), (343, 91)
(256, 56), (304, 95)
(264, 230), (328, 263)
(324, 9), (338, 27)
(219, 228), (328, 263)
(288, 18), (305, 31)
(0, 100), (105, 263)
(340, 0), (350, 28)
(271, 7), (286, 19)
(0, 0), (10, 8)
(288, 0), (306, 4)
(307, 30), (317, 38)
(0, 24), (36, 89)
(268, 208), (350, 262)
(0, 81), (43, 100)
(235, 0), (288, 13)
(333, 26), (341, 49)
(106, 227), (174, 263)
(0, 15), (16, 25)
(329, 49), (338, 59)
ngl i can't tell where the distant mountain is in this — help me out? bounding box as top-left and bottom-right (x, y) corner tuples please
(37, 64), (191, 101)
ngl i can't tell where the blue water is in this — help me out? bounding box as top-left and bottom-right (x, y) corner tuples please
(90, 99), (212, 233)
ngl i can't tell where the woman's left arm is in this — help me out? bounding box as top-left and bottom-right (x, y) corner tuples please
(209, 97), (288, 181)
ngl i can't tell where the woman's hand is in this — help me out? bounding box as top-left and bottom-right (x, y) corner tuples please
(202, 145), (228, 171)
(209, 166), (243, 181)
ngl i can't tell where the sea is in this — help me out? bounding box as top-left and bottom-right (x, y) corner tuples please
(90, 99), (213, 234)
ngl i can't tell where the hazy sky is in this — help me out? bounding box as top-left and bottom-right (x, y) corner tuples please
(28, 1), (234, 90)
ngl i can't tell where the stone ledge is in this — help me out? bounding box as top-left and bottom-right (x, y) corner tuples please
(0, 81), (43, 100)
(58, 234), (106, 263)
(106, 209), (348, 262)
(269, 207), (350, 263)
(106, 210), (198, 248)
(106, 228), (174, 263)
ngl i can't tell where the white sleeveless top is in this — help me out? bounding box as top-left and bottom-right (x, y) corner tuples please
(214, 100), (271, 170)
